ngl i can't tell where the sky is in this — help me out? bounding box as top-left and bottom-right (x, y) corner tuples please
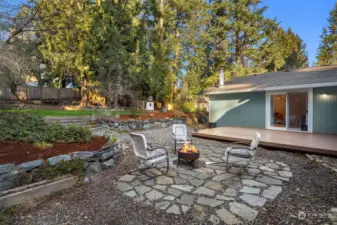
(264, 0), (336, 66)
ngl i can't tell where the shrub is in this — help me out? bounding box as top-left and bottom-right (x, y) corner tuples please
(0, 111), (93, 143)
(35, 159), (85, 180)
(196, 108), (208, 124)
(180, 101), (196, 113)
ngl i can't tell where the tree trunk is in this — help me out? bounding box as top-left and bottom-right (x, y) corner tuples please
(9, 84), (26, 103)
(80, 78), (88, 107)
(172, 15), (180, 102)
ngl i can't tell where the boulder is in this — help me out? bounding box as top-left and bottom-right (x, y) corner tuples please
(0, 170), (19, 191)
(71, 152), (95, 160)
(101, 158), (115, 169)
(85, 162), (102, 176)
(0, 163), (15, 174)
(143, 123), (152, 129)
(48, 155), (71, 166)
(18, 160), (43, 172)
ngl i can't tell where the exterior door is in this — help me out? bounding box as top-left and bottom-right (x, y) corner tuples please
(270, 93), (287, 129)
(266, 89), (312, 132)
(287, 92), (308, 131)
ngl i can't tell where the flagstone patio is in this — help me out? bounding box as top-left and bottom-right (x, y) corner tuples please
(117, 145), (292, 224)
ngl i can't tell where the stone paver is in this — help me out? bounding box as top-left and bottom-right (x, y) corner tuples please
(181, 205), (190, 213)
(145, 190), (164, 201)
(168, 187), (182, 197)
(216, 208), (242, 224)
(278, 171), (293, 178)
(113, 127), (292, 223)
(123, 190), (137, 198)
(197, 196), (224, 207)
(215, 195), (235, 201)
(119, 174), (136, 182)
(262, 186), (282, 199)
(208, 214), (221, 224)
(239, 194), (267, 207)
(117, 182), (132, 192)
(239, 186), (260, 195)
(204, 181), (223, 191)
(177, 194), (196, 205)
(193, 186), (215, 197)
(166, 205), (180, 214)
(156, 176), (174, 185)
(229, 202), (259, 221)
(256, 176), (282, 185)
(242, 179), (267, 187)
(189, 178), (204, 187)
(155, 201), (170, 210)
(134, 185), (152, 195)
(171, 185), (194, 192)
(163, 195), (175, 201)
(223, 188), (237, 197)
(212, 173), (236, 182)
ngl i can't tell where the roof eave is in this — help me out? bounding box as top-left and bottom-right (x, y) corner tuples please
(205, 82), (337, 95)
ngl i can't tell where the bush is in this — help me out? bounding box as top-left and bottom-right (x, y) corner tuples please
(0, 111), (93, 143)
(35, 159), (86, 180)
(196, 108), (208, 124)
(180, 102), (196, 113)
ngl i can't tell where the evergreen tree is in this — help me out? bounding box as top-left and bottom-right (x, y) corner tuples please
(35, 0), (93, 105)
(316, 28), (333, 65)
(316, 2), (337, 65)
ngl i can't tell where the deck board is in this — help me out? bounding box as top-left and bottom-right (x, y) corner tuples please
(192, 126), (337, 156)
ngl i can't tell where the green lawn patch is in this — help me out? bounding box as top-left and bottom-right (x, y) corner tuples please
(2, 109), (144, 117)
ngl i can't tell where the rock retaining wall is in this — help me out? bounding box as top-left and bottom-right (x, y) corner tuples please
(100, 118), (185, 131)
(0, 142), (127, 193)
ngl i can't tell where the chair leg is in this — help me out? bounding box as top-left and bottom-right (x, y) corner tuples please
(174, 140), (177, 154)
(166, 157), (169, 174)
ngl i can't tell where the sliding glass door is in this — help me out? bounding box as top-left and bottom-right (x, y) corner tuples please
(288, 92), (308, 131)
(270, 94), (287, 128)
(267, 91), (310, 132)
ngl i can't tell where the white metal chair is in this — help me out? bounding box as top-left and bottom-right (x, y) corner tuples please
(129, 133), (169, 173)
(172, 124), (192, 153)
(225, 132), (261, 173)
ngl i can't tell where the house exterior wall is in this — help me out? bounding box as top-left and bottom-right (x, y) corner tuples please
(209, 92), (266, 128)
(313, 86), (337, 134)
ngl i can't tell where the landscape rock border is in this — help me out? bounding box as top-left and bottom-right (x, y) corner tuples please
(100, 118), (185, 131)
(0, 142), (127, 193)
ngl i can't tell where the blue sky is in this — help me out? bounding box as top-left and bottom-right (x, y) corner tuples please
(264, 0), (336, 66)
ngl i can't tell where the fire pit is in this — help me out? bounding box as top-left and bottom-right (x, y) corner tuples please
(178, 141), (200, 167)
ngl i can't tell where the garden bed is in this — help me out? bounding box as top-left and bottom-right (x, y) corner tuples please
(0, 136), (107, 165)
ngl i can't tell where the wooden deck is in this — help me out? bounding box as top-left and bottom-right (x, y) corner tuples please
(192, 126), (337, 156)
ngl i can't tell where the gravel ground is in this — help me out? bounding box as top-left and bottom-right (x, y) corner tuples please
(7, 128), (337, 225)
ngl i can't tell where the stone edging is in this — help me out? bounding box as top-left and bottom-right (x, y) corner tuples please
(306, 154), (337, 173)
(0, 142), (128, 193)
(99, 118), (185, 131)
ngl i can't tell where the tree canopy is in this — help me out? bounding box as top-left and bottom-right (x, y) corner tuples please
(1, 0), (309, 107)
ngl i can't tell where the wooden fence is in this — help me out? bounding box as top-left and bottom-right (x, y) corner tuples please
(0, 86), (81, 101)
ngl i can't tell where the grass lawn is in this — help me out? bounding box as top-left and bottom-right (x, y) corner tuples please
(2, 109), (144, 117)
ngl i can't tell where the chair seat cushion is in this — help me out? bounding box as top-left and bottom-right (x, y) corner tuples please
(147, 148), (167, 160)
(227, 148), (252, 158)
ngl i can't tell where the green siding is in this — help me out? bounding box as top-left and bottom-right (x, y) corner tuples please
(210, 92), (265, 128)
(313, 87), (337, 134)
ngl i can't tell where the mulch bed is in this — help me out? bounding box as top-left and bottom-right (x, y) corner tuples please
(118, 111), (178, 121)
(0, 136), (108, 165)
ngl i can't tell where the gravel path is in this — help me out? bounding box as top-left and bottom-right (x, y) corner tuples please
(8, 128), (337, 225)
